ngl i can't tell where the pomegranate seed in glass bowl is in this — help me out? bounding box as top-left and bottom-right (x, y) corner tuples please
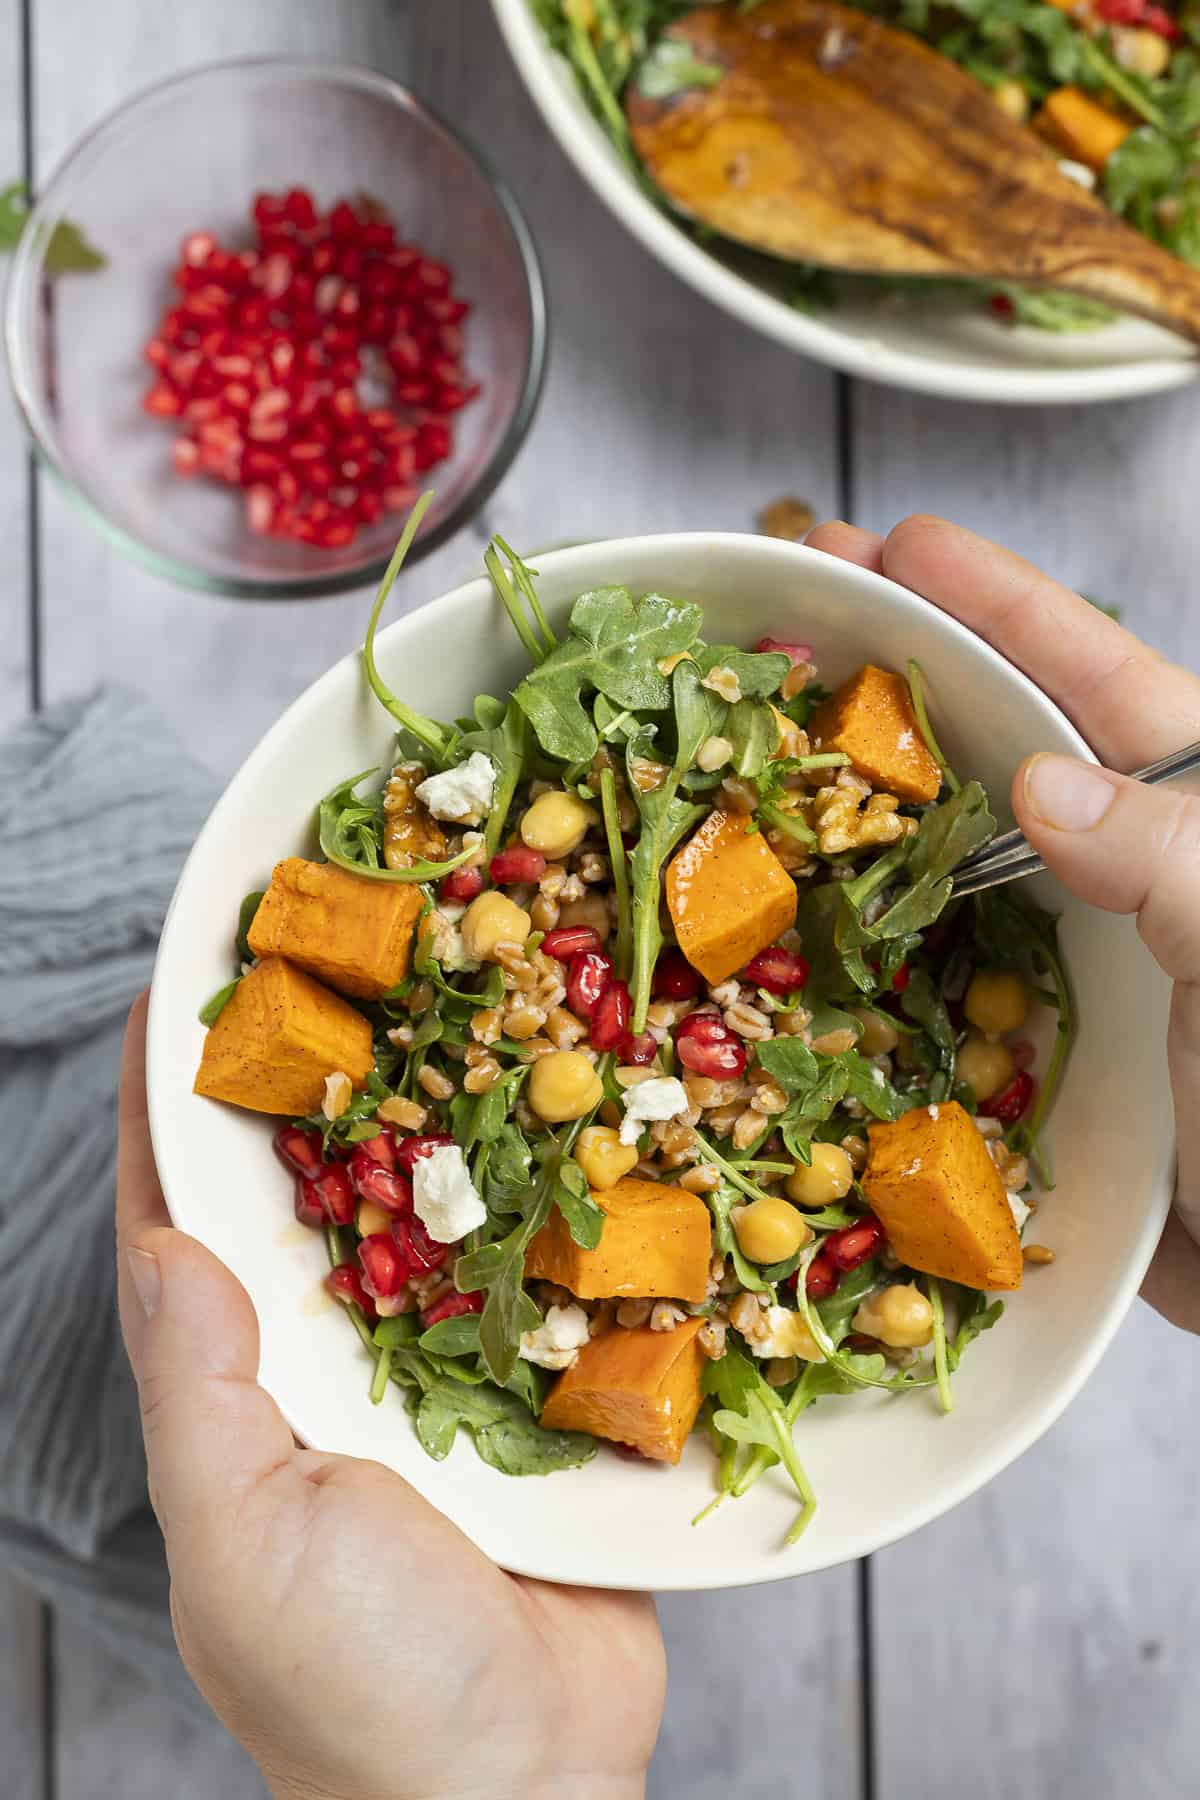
(4, 58), (547, 598)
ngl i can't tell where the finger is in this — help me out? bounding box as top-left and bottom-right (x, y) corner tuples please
(124, 1223), (298, 1550)
(804, 520), (885, 573)
(1140, 1210), (1200, 1333)
(1015, 754), (1200, 1251)
(117, 991), (170, 1241)
(881, 515), (1200, 771)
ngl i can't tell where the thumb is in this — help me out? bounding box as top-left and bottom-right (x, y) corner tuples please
(124, 1225), (297, 1551)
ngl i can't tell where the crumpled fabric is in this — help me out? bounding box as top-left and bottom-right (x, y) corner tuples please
(0, 687), (216, 1710)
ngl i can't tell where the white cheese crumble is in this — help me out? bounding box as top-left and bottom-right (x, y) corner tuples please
(1008, 1193), (1031, 1233)
(519, 1303), (591, 1371)
(412, 1144), (487, 1244)
(415, 752), (496, 823)
(749, 1306), (818, 1361)
(1058, 157), (1096, 191)
(427, 908), (479, 974)
(619, 1076), (690, 1145)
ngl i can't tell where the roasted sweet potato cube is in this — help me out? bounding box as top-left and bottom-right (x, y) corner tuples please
(1035, 86), (1131, 172)
(194, 956), (374, 1118)
(247, 857), (424, 1000)
(526, 1176), (713, 1303)
(540, 1318), (706, 1463)
(864, 1100), (1022, 1291)
(809, 664), (941, 804)
(666, 809), (797, 984)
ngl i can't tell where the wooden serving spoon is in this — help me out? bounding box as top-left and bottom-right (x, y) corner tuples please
(625, 0), (1200, 344)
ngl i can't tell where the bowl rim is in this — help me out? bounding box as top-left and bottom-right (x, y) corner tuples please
(487, 0), (1196, 408)
(2, 54), (549, 601)
(147, 528), (1173, 1587)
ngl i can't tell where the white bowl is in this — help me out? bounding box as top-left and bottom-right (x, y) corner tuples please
(489, 0), (1196, 406)
(148, 531), (1172, 1589)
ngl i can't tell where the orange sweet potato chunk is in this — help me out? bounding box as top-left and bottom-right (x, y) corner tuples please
(809, 664), (941, 804)
(194, 956), (374, 1117)
(666, 809), (797, 984)
(864, 1100), (1022, 1291)
(1035, 86), (1131, 172)
(526, 1176), (712, 1303)
(247, 857), (424, 1000)
(540, 1319), (707, 1463)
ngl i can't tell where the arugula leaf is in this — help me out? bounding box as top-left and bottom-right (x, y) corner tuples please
(726, 698), (779, 779)
(704, 1179), (773, 1294)
(693, 643), (791, 699)
(362, 495), (456, 765)
(485, 536), (558, 664)
(947, 1287), (1004, 1371)
(457, 698), (527, 858)
(843, 781), (996, 945)
(905, 660), (959, 795)
(901, 965), (956, 1096)
(482, 1122), (534, 1212)
(711, 1377), (818, 1542)
(235, 890), (265, 963)
(598, 766), (634, 979)
(0, 182), (105, 271)
(388, 1351), (596, 1475)
(198, 979), (239, 1026)
(636, 36), (723, 96)
(554, 1158), (607, 1249)
(318, 771), (474, 884)
(625, 713), (706, 1031)
(754, 1038), (819, 1095)
(513, 587), (703, 762)
(419, 1314), (483, 1359)
(927, 1275), (953, 1414)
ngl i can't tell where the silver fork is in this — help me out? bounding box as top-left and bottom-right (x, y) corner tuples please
(949, 740), (1200, 898)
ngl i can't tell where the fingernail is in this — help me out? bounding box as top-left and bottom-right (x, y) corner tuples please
(127, 1247), (161, 1319)
(1024, 754), (1116, 832)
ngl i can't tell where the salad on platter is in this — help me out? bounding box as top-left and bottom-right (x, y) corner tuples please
(194, 496), (1074, 1543)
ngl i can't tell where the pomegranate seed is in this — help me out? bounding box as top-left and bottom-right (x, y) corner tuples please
(172, 438), (200, 476)
(284, 186), (317, 228)
(143, 337), (169, 368)
(142, 384), (182, 417)
(826, 1217), (885, 1272)
(890, 963), (911, 994)
(293, 1179), (326, 1230)
(619, 1030), (658, 1066)
(396, 378), (432, 409)
(590, 980), (632, 1052)
(391, 1214), (447, 1276)
(356, 1128), (397, 1168)
(394, 1134), (456, 1174)
(355, 489), (383, 523)
(652, 949), (703, 1000)
(416, 419), (452, 462)
(755, 636), (814, 666)
(350, 1154), (413, 1215)
(330, 199), (361, 239)
(246, 485), (277, 535)
(328, 1265), (377, 1321)
(422, 1289), (484, 1327)
(989, 293), (1016, 322)
(358, 1232), (406, 1299)
(743, 946), (810, 995)
(978, 1070), (1035, 1124)
(541, 925), (603, 960)
(804, 1250), (840, 1300)
(300, 1163), (355, 1226)
(274, 1123), (325, 1179)
(675, 1011), (747, 1078)
(486, 846), (545, 885)
(566, 951), (613, 1019)
(440, 865), (485, 903)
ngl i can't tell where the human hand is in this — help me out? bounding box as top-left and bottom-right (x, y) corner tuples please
(116, 992), (665, 1800)
(807, 515), (1200, 1333)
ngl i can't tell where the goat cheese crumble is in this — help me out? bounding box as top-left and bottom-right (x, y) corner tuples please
(415, 752), (496, 823)
(519, 1303), (591, 1371)
(412, 1144), (487, 1243)
(619, 1076), (690, 1145)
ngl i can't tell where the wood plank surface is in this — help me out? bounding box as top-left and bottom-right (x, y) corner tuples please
(854, 384), (1200, 1799)
(0, 1571), (46, 1800)
(0, 0), (30, 728)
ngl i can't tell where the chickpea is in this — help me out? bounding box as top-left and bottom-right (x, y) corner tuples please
(786, 1141), (854, 1208)
(557, 891), (611, 941)
(460, 891), (532, 963)
(356, 1200), (392, 1238)
(1113, 24), (1171, 78)
(731, 1197), (814, 1264)
(528, 1050), (604, 1124)
(992, 78), (1029, 123)
(957, 1031), (1014, 1101)
(521, 790), (598, 860)
(853, 1283), (934, 1349)
(575, 1125), (639, 1191)
(850, 1008), (899, 1057)
(964, 968), (1029, 1039)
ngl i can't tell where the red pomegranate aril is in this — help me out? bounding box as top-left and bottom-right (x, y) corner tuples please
(488, 846), (546, 885)
(826, 1217), (886, 1272)
(422, 1289), (484, 1328)
(361, 219), (395, 250)
(382, 483), (417, 512)
(284, 185), (317, 227)
(979, 1070), (1035, 1124)
(336, 247), (364, 281)
(395, 1133), (456, 1175)
(317, 520), (356, 548)
(590, 980), (632, 1053)
(675, 1010), (726, 1042)
(143, 337), (169, 368)
(676, 1030), (747, 1079)
(328, 1265), (377, 1321)
(566, 951), (613, 1019)
(246, 486), (276, 535)
(354, 1127), (397, 1168)
(396, 378), (433, 409)
(431, 383), (475, 414)
(142, 384), (182, 417)
(301, 1163), (356, 1227)
(440, 865), (485, 903)
(743, 946), (810, 995)
(349, 1155), (413, 1216)
(358, 1232), (406, 1299)
(541, 925), (603, 960)
(172, 438), (200, 477)
(804, 1250), (840, 1300)
(274, 1122), (326, 1179)
(891, 963), (911, 994)
(293, 1179), (326, 1230)
(619, 1030), (658, 1066)
(653, 949), (703, 1001)
(391, 1215), (447, 1276)
(329, 199), (361, 239)
(416, 420), (452, 462)
(754, 635), (814, 666)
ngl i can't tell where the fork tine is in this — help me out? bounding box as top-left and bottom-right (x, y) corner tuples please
(951, 848), (1044, 897)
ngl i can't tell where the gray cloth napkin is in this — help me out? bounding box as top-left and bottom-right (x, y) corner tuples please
(0, 686), (216, 1710)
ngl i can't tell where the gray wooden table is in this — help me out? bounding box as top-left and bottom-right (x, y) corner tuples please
(4, 3), (1199, 1795)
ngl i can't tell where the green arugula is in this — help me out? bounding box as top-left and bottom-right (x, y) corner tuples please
(362, 494), (458, 765)
(947, 1287), (1004, 1370)
(387, 1346), (596, 1475)
(625, 706), (706, 1032)
(900, 965), (957, 1099)
(235, 890), (265, 962)
(905, 659), (959, 795)
(198, 979), (239, 1026)
(317, 771), (475, 884)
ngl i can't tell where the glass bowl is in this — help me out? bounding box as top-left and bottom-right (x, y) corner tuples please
(4, 58), (547, 598)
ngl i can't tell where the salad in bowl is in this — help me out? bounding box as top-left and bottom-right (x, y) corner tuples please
(190, 497), (1073, 1544)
